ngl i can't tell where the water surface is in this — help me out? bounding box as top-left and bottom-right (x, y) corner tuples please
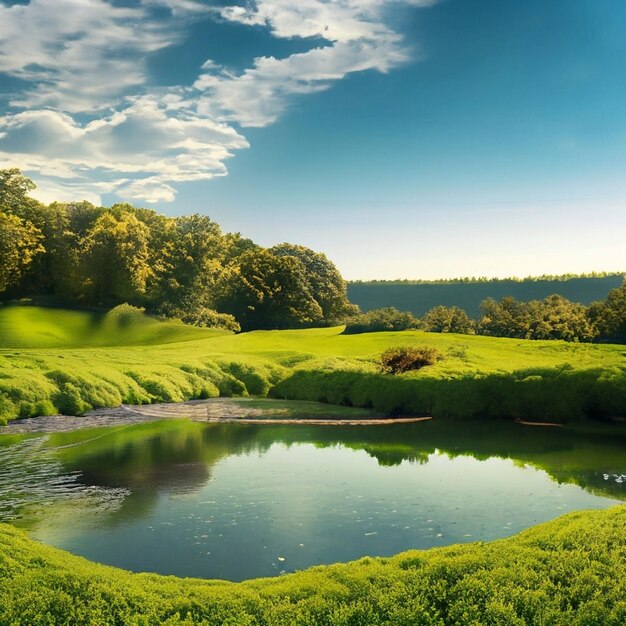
(1, 417), (624, 581)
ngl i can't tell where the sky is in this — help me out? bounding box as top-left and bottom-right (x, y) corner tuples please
(0, 0), (625, 280)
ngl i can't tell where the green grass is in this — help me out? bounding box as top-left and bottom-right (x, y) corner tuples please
(0, 305), (221, 348)
(0, 507), (625, 625)
(0, 306), (625, 424)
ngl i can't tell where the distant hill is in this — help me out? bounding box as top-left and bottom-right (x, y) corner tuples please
(348, 274), (625, 318)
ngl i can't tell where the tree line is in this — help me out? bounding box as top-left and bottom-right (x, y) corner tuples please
(0, 169), (357, 331)
(344, 288), (626, 344)
(351, 272), (623, 285)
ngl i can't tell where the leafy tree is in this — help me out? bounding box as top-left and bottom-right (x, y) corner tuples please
(154, 214), (228, 315)
(0, 212), (45, 292)
(588, 281), (626, 343)
(524, 294), (595, 342)
(422, 305), (474, 334)
(0, 168), (36, 211)
(271, 243), (357, 323)
(479, 295), (595, 342)
(217, 249), (323, 331)
(479, 297), (529, 338)
(81, 211), (152, 303)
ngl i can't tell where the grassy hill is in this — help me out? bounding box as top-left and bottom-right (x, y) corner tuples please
(1, 507), (626, 625)
(348, 274), (625, 317)
(0, 306), (625, 425)
(0, 304), (222, 348)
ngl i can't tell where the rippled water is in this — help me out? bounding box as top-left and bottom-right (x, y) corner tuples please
(0, 436), (129, 522)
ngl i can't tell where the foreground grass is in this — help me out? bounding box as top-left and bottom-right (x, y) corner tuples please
(0, 507), (625, 625)
(0, 306), (625, 424)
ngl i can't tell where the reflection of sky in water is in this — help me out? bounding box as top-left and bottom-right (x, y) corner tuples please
(29, 443), (620, 581)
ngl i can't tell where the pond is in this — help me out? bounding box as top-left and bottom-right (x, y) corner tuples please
(1, 410), (625, 581)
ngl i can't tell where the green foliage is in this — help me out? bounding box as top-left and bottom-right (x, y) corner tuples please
(589, 281), (626, 344)
(1, 507), (626, 625)
(422, 305), (475, 334)
(0, 168), (36, 209)
(81, 210), (152, 303)
(380, 346), (443, 374)
(0, 212), (45, 291)
(156, 303), (241, 332)
(216, 248), (324, 330)
(270, 366), (626, 422)
(479, 295), (597, 342)
(271, 243), (358, 323)
(343, 307), (420, 334)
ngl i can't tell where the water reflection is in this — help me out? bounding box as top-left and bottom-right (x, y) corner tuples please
(1, 418), (625, 580)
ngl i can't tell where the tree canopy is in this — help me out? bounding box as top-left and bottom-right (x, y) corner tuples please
(0, 169), (355, 332)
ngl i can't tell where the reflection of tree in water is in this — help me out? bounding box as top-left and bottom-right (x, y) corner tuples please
(57, 422), (265, 493)
(23, 417), (626, 530)
(257, 421), (626, 500)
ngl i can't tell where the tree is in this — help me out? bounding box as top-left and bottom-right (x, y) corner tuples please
(422, 305), (474, 334)
(479, 296), (529, 338)
(154, 214), (231, 317)
(525, 294), (595, 342)
(216, 249), (323, 331)
(81, 211), (152, 303)
(588, 281), (626, 344)
(479, 295), (596, 342)
(0, 212), (44, 292)
(0, 168), (36, 211)
(271, 243), (357, 324)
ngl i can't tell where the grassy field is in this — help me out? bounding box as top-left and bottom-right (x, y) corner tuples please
(0, 304), (218, 348)
(1, 507), (625, 625)
(0, 305), (625, 424)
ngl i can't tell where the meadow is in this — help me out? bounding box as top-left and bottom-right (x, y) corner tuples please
(1, 507), (626, 625)
(0, 305), (625, 424)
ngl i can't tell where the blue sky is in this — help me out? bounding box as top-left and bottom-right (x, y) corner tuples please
(0, 0), (625, 279)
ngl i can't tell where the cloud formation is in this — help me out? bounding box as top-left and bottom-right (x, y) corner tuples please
(0, 0), (434, 203)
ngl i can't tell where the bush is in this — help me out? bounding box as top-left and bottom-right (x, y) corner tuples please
(422, 305), (475, 334)
(343, 307), (420, 334)
(157, 303), (241, 332)
(103, 303), (147, 328)
(380, 346), (443, 374)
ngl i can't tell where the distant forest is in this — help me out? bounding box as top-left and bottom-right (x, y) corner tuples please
(348, 275), (625, 319)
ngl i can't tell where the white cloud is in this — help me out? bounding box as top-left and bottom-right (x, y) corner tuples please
(0, 0), (177, 112)
(0, 0), (435, 202)
(195, 39), (410, 127)
(194, 0), (431, 127)
(0, 96), (248, 200)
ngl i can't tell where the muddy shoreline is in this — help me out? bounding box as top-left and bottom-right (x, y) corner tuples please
(1, 398), (431, 434)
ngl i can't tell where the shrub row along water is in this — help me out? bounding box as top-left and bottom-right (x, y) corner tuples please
(1, 507), (626, 625)
(271, 366), (626, 422)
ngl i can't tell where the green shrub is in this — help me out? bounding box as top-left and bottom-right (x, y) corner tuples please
(158, 303), (241, 332)
(343, 307), (420, 334)
(380, 346), (443, 374)
(1, 508), (626, 625)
